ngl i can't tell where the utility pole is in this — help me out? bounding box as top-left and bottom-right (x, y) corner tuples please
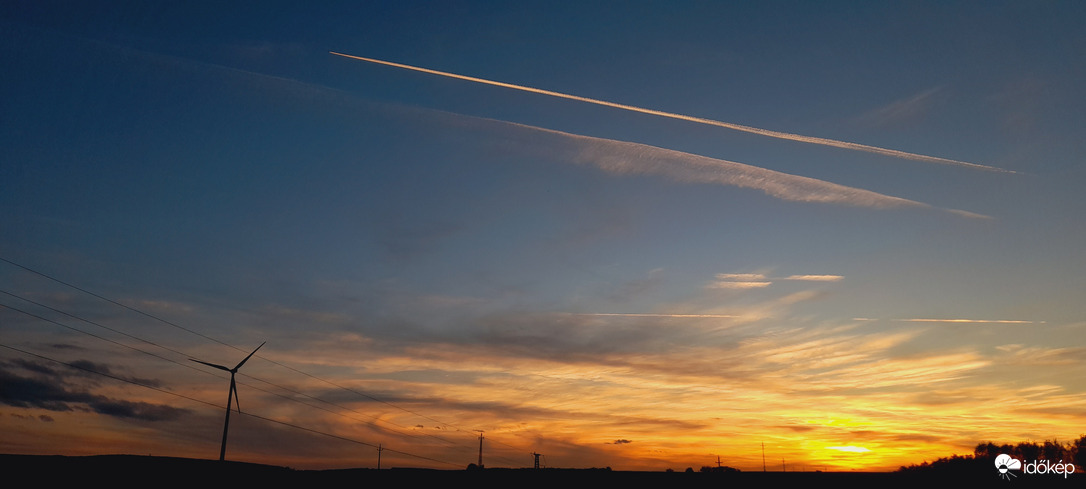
(377, 443), (383, 469)
(782, 458), (785, 472)
(716, 455), (722, 468)
(476, 430), (485, 468)
(762, 442), (766, 472)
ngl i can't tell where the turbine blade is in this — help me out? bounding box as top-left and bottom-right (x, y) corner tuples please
(190, 359), (232, 372)
(233, 341), (266, 371)
(232, 379), (241, 413)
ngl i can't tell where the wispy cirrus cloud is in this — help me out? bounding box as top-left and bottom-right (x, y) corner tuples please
(321, 62), (1000, 218)
(716, 273), (768, 281)
(708, 281), (774, 289)
(828, 445), (871, 453)
(894, 318), (1045, 324)
(448, 114), (998, 216)
(708, 272), (845, 289)
(558, 128), (941, 210)
(784, 275), (844, 282)
(50, 38), (993, 218)
(327, 54), (997, 218)
(565, 313), (740, 318)
(854, 87), (943, 128)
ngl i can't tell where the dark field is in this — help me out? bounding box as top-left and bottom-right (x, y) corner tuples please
(2, 454), (1078, 487)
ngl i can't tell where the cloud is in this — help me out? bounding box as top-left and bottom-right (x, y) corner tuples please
(323, 58), (998, 218)
(894, 318), (1045, 324)
(567, 313), (739, 318)
(708, 273), (773, 289)
(562, 132), (935, 209)
(0, 361), (190, 422)
(611, 439), (633, 445)
(854, 87), (943, 127)
(707, 281), (773, 289)
(333, 53), (1011, 173)
(716, 273), (768, 281)
(67, 359), (163, 387)
(827, 446), (871, 453)
(784, 275), (844, 282)
(946, 209), (994, 220)
(707, 272), (844, 289)
(32, 35), (990, 219)
(333, 59), (993, 218)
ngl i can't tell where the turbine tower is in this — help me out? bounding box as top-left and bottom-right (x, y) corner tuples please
(190, 341), (265, 461)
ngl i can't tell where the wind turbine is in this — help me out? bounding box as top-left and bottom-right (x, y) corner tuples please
(190, 341), (265, 461)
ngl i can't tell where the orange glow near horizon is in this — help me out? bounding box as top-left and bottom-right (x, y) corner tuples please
(2, 304), (1083, 472)
(3, 342), (1084, 472)
(2, 3), (1082, 477)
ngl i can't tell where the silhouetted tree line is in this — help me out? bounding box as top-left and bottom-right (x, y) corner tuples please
(898, 435), (1086, 472)
(699, 465), (740, 473)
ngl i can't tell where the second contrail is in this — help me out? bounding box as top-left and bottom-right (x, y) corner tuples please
(331, 51), (1011, 173)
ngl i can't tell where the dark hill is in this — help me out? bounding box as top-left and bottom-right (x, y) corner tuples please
(1, 454), (1074, 487)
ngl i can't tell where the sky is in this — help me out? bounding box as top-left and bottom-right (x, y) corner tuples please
(2, 1), (1085, 472)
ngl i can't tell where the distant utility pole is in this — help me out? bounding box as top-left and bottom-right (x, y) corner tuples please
(782, 458), (786, 472)
(377, 444), (383, 469)
(476, 430), (485, 468)
(716, 455), (722, 468)
(762, 443), (766, 472)
(532, 452), (542, 469)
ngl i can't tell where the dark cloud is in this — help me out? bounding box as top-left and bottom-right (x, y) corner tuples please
(781, 425), (817, 432)
(68, 360), (113, 374)
(11, 358), (60, 376)
(0, 364), (189, 422)
(67, 359), (162, 387)
(39, 414), (54, 422)
(610, 439), (632, 444)
(49, 343), (84, 350)
(90, 398), (188, 421)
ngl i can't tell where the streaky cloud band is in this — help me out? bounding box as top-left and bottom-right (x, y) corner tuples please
(895, 318), (1045, 324)
(855, 318), (1044, 324)
(563, 313), (740, 318)
(331, 51), (1013, 174)
(450, 114), (991, 217)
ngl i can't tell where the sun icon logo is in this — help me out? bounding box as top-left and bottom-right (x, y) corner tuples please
(994, 453), (1021, 480)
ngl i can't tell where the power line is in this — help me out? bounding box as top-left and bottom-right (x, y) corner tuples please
(0, 342), (462, 467)
(0, 291), (472, 450)
(2, 257), (467, 428)
(1, 257), (530, 465)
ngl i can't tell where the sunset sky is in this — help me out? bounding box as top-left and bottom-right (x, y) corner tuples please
(2, 1), (1085, 472)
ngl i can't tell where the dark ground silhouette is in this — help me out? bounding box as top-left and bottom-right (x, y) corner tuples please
(3, 453), (1080, 488)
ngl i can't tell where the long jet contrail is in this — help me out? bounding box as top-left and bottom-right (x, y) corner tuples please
(331, 51), (1012, 174)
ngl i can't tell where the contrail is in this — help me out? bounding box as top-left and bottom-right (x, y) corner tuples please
(853, 318), (1045, 324)
(469, 113), (991, 216)
(331, 51), (1012, 173)
(895, 318), (1044, 324)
